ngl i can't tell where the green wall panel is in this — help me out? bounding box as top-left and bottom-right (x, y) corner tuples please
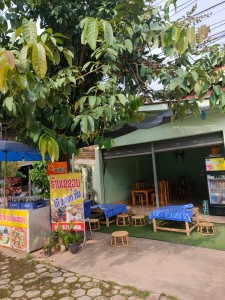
(103, 145), (224, 204)
(103, 156), (139, 203)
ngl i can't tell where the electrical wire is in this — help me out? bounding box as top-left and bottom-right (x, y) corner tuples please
(170, 0), (197, 18)
(193, 0), (225, 16)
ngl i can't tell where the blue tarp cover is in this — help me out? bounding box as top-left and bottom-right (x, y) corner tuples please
(149, 203), (194, 223)
(91, 203), (127, 218)
(84, 200), (91, 219)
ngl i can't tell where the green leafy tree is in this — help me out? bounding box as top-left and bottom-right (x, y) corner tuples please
(29, 162), (49, 198)
(0, 0), (225, 161)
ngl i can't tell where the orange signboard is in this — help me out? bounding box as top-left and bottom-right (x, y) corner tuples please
(47, 162), (68, 175)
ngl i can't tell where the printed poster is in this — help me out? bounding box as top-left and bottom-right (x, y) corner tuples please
(49, 173), (85, 231)
(0, 209), (28, 251)
(0, 225), (10, 246)
(205, 158), (225, 171)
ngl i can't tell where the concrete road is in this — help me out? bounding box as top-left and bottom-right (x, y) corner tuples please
(50, 232), (225, 300)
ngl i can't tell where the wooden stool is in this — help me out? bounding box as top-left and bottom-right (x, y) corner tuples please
(111, 231), (129, 247)
(131, 214), (146, 227)
(116, 213), (130, 226)
(126, 206), (132, 216)
(197, 222), (216, 235)
(89, 218), (100, 230)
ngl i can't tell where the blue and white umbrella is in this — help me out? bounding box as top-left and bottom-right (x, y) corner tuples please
(0, 140), (49, 207)
(0, 140), (45, 161)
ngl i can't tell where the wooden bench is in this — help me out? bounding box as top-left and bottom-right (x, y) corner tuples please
(131, 214), (146, 226)
(111, 231), (129, 247)
(197, 222), (216, 235)
(116, 214), (130, 226)
(89, 218), (100, 230)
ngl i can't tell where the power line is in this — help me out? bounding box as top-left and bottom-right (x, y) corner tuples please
(193, 0), (225, 16)
(170, 0), (197, 18)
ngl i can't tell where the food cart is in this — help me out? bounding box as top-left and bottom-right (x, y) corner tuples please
(0, 140), (51, 252)
(0, 204), (51, 252)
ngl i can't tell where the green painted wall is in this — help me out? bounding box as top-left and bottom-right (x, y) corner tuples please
(102, 145), (224, 204)
(95, 108), (225, 204)
(103, 156), (140, 203)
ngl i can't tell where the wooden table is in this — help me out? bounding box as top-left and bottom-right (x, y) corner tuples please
(152, 207), (200, 237)
(91, 204), (127, 227)
(131, 188), (154, 207)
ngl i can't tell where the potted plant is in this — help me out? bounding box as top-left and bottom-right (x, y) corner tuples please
(56, 222), (81, 253)
(42, 232), (56, 256)
(57, 224), (68, 252)
(65, 222), (81, 254)
(64, 231), (80, 254)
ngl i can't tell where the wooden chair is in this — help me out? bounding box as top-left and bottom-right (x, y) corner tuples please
(165, 180), (170, 203)
(132, 181), (146, 206)
(151, 180), (169, 206)
(171, 176), (182, 197)
(139, 180), (148, 189)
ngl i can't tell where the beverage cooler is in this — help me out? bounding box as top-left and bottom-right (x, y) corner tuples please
(205, 157), (225, 216)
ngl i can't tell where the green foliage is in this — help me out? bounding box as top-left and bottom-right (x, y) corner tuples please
(57, 223), (80, 248)
(0, 0), (224, 160)
(29, 162), (49, 198)
(1, 162), (20, 178)
(42, 231), (57, 250)
(38, 133), (59, 162)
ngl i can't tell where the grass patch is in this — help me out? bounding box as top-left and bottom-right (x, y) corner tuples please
(122, 284), (150, 298)
(98, 218), (225, 251)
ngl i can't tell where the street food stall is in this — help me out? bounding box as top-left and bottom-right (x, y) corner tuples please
(0, 140), (51, 252)
(0, 205), (51, 252)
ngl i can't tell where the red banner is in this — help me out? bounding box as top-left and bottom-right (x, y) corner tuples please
(52, 222), (84, 232)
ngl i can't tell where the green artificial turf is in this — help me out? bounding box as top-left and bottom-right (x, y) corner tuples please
(98, 218), (225, 251)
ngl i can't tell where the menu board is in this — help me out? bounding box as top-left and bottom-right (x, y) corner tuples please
(49, 173), (85, 231)
(205, 158), (225, 171)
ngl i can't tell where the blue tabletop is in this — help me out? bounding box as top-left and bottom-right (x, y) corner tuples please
(91, 203), (127, 218)
(149, 204), (194, 223)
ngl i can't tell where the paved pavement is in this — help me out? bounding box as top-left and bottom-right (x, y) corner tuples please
(0, 244), (164, 300)
(1, 232), (225, 300)
(45, 232), (225, 300)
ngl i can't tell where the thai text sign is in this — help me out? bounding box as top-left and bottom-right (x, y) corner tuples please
(0, 209), (28, 229)
(49, 173), (85, 231)
(0, 209), (28, 251)
(47, 162), (68, 175)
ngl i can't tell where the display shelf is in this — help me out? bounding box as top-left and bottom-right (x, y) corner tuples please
(208, 178), (225, 181)
(0, 177), (22, 196)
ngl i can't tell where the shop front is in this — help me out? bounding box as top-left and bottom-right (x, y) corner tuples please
(94, 107), (225, 213)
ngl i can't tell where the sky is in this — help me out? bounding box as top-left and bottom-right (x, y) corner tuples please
(169, 0), (225, 45)
(148, 1), (225, 93)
